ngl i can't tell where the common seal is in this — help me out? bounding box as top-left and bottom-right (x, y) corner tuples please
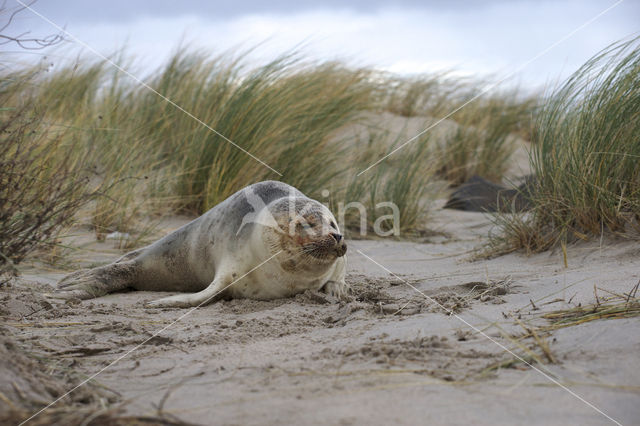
(55, 181), (348, 308)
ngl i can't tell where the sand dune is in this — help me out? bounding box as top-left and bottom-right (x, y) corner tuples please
(3, 206), (638, 425)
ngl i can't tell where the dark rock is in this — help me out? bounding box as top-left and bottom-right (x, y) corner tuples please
(444, 175), (535, 212)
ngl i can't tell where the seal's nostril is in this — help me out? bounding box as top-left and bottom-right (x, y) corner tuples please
(330, 232), (343, 243)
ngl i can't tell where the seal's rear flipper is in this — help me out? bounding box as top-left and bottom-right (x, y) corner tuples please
(55, 262), (137, 300)
(145, 276), (229, 308)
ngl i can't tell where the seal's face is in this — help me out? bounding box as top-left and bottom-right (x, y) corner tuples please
(291, 211), (347, 261)
(264, 199), (346, 271)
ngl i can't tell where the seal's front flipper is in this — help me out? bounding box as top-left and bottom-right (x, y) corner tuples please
(54, 262), (136, 300)
(145, 276), (230, 308)
(320, 256), (350, 300)
(321, 280), (351, 300)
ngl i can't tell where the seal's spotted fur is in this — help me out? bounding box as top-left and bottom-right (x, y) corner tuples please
(56, 181), (348, 308)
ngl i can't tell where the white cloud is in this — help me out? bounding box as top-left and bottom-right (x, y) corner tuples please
(4, 0), (637, 90)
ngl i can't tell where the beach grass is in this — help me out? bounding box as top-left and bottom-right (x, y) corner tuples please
(490, 37), (640, 254)
(0, 102), (98, 277)
(339, 129), (437, 236)
(69, 51), (377, 213)
(433, 92), (536, 185)
(1, 45), (539, 263)
(384, 74), (537, 185)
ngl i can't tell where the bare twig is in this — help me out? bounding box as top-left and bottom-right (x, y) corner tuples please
(0, 1), (65, 49)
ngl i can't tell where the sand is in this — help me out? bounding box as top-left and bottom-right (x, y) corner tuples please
(2, 205), (639, 425)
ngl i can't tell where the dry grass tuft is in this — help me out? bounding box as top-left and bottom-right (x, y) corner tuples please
(0, 105), (98, 278)
(540, 281), (640, 330)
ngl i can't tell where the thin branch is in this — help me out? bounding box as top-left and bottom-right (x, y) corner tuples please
(0, 0), (65, 49)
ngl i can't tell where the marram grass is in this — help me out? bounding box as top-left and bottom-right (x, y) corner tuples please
(339, 128), (437, 236)
(2, 45), (538, 264)
(384, 73), (538, 185)
(99, 51), (377, 212)
(434, 92), (535, 185)
(490, 37), (640, 254)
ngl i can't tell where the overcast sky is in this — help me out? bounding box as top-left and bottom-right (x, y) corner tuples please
(2, 0), (638, 91)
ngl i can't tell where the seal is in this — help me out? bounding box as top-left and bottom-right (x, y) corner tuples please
(55, 181), (348, 308)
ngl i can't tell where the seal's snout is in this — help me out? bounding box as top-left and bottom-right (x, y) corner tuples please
(331, 233), (347, 257)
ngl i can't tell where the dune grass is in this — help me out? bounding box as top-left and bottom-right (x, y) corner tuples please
(1, 44), (541, 266)
(0, 102), (98, 277)
(433, 92), (536, 185)
(384, 72), (470, 118)
(1, 50), (385, 257)
(490, 37), (640, 254)
(384, 73), (537, 184)
(339, 129), (437, 237)
(141, 52), (376, 211)
(46, 51), (378, 213)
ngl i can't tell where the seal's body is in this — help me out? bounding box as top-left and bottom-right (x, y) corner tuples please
(56, 181), (348, 308)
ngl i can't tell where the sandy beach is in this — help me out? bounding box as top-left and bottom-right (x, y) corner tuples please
(3, 205), (639, 425)
(2, 6), (639, 423)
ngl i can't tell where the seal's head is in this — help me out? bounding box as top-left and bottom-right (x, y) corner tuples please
(259, 197), (346, 272)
